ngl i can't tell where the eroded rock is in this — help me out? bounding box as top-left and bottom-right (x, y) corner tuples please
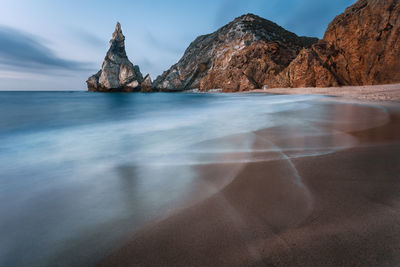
(154, 0), (400, 91)
(273, 0), (400, 88)
(141, 74), (153, 92)
(87, 22), (143, 92)
(153, 14), (318, 92)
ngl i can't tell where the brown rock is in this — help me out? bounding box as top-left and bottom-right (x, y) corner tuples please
(276, 0), (400, 88)
(200, 41), (301, 91)
(141, 74), (153, 92)
(89, 0), (399, 91)
(154, 0), (400, 91)
(323, 0), (400, 85)
(270, 41), (342, 88)
(153, 14), (318, 92)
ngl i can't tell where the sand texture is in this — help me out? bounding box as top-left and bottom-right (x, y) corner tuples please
(254, 83), (400, 102)
(100, 100), (400, 266)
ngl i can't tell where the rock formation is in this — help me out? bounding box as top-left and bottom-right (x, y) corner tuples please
(141, 74), (153, 92)
(153, 14), (318, 92)
(154, 0), (400, 91)
(326, 0), (400, 86)
(87, 22), (144, 92)
(88, 0), (399, 92)
(273, 0), (400, 88)
(269, 41), (343, 88)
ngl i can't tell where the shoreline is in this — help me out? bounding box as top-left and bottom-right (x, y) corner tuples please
(249, 83), (400, 102)
(3, 83), (400, 104)
(100, 99), (400, 266)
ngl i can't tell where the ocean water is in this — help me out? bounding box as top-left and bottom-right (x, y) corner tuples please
(0, 92), (389, 266)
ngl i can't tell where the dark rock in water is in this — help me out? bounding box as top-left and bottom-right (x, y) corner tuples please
(87, 22), (143, 92)
(153, 14), (318, 92)
(141, 74), (153, 92)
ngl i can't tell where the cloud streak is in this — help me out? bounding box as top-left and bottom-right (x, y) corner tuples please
(0, 25), (91, 72)
(72, 28), (105, 48)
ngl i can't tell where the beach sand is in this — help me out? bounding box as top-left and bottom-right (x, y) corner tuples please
(100, 99), (400, 266)
(252, 83), (400, 102)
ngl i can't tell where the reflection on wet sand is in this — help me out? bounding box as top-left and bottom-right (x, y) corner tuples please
(101, 100), (400, 267)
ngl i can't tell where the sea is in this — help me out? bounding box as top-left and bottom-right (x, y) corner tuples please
(0, 92), (389, 266)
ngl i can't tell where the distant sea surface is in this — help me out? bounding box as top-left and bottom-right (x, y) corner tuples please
(0, 92), (389, 266)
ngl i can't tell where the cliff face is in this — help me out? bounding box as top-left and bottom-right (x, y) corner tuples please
(272, 0), (400, 88)
(87, 23), (143, 92)
(88, 0), (399, 92)
(270, 41), (343, 88)
(153, 14), (318, 92)
(323, 0), (400, 86)
(155, 0), (400, 91)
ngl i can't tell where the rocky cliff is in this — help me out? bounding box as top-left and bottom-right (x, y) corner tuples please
(89, 0), (399, 92)
(155, 0), (400, 91)
(325, 0), (400, 86)
(274, 0), (400, 88)
(87, 23), (144, 92)
(153, 14), (318, 92)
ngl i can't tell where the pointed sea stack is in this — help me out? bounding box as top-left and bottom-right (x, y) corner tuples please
(87, 22), (143, 92)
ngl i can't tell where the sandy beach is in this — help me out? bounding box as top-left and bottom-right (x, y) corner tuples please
(249, 84), (400, 102)
(1, 0), (400, 265)
(100, 98), (400, 266)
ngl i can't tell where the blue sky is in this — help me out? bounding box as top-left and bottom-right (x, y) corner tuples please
(0, 0), (355, 90)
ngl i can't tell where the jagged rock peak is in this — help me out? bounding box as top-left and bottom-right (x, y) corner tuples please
(112, 22), (124, 42)
(87, 22), (143, 92)
(107, 22), (128, 60)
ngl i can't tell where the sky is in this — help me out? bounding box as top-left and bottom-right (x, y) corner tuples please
(0, 0), (356, 90)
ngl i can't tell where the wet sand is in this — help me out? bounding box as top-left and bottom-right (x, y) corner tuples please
(251, 83), (400, 102)
(100, 100), (400, 266)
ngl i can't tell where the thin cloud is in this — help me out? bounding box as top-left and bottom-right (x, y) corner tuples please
(73, 28), (105, 47)
(0, 25), (92, 72)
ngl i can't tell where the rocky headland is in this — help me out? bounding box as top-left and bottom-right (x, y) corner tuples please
(88, 0), (400, 93)
(153, 0), (400, 92)
(153, 14), (318, 91)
